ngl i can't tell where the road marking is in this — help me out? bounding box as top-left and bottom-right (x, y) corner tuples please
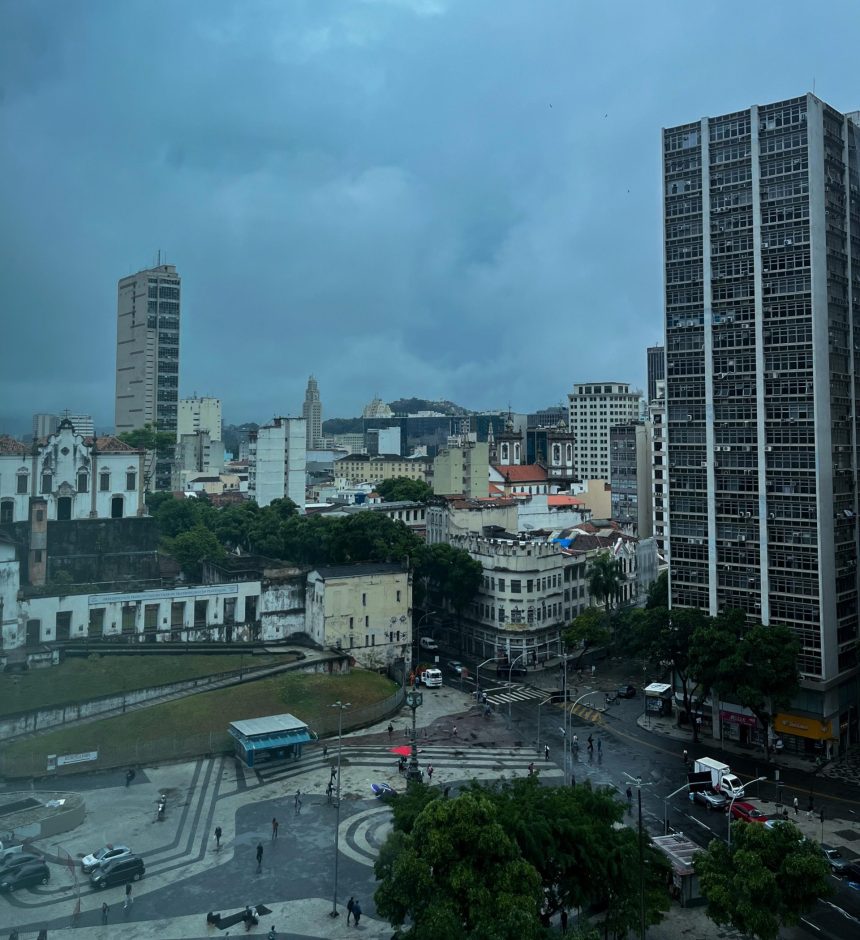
(688, 815), (712, 831)
(800, 917), (822, 932)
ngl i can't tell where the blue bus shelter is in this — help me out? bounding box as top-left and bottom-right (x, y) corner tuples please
(229, 713), (314, 767)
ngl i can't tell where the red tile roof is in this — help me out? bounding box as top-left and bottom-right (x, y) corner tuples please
(87, 435), (140, 453)
(0, 436), (27, 456)
(493, 464), (548, 482)
(548, 494), (584, 507)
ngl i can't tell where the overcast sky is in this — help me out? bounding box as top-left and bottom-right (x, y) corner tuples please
(2, 0), (860, 434)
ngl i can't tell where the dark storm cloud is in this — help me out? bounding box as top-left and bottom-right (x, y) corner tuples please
(2, 0), (860, 432)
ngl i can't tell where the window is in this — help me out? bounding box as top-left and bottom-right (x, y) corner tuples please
(365, 616), (369, 628)
(510, 579), (522, 594)
(100, 472), (110, 492)
(33, 549), (42, 563)
(17, 474), (28, 494)
(362, 593), (367, 606)
(77, 471), (88, 493)
(498, 578), (506, 592)
(41, 473), (52, 494)
(0, 500), (12, 524)
(396, 590), (401, 602)
(349, 616), (354, 629)
(126, 471), (136, 491)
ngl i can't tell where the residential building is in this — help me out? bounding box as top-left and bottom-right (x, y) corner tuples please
(321, 433), (366, 454)
(335, 453), (431, 486)
(114, 262), (181, 490)
(306, 563), (411, 669)
(649, 384), (668, 561)
(302, 376), (323, 450)
(569, 479), (612, 520)
(663, 94), (860, 753)
(432, 440), (489, 498)
(322, 500), (427, 536)
(32, 414), (59, 441)
(0, 420), (145, 524)
(647, 345), (666, 404)
(173, 431), (225, 490)
(248, 417), (307, 510)
(568, 382), (642, 481)
(178, 397), (222, 442)
(366, 427), (401, 456)
(610, 420), (654, 537)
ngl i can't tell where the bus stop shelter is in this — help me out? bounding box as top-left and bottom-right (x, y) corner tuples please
(229, 713), (314, 768)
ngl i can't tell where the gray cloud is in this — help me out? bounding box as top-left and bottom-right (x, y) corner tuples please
(2, 0), (860, 432)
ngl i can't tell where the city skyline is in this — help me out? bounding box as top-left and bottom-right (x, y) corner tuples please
(3, 2), (860, 435)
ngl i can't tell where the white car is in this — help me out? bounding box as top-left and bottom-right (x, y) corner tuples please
(81, 844), (132, 874)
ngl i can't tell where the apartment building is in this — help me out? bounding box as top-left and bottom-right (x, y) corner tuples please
(248, 417), (306, 510)
(663, 94), (860, 752)
(178, 397), (222, 442)
(334, 453), (431, 485)
(610, 420), (654, 537)
(432, 440), (489, 498)
(568, 382), (642, 481)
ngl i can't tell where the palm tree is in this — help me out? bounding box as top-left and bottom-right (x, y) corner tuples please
(587, 551), (624, 641)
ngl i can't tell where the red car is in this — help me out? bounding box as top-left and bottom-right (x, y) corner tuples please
(730, 801), (769, 824)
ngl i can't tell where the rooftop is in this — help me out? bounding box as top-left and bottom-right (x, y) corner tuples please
(312, 562), (407, 580)
(0, 436), (27, 456)
(492, 464), (549, 482)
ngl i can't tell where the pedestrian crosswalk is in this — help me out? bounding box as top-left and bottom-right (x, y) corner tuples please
(484, 684), (548, 705)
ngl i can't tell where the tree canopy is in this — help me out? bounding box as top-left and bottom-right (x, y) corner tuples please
(117, 423), (175, 458)
(375, 778), (669, 940)
(695, 819), (831, 940)
(375, 476), (433, 503)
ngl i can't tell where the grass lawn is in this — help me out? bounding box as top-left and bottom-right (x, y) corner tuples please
(0, 652), (288, 718)
(1, 670), (397, 774)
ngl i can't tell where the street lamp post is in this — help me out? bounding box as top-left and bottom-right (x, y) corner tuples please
(329, 700), (350, 919)
(414, 610), (438, 664)
(663, 782), (691, 835)
(475, 657), (495, 700)
(727, 776), (767, 850)
(623, 772), (653, 940)
(405, 688), (424, 783)
(507, 651), (527, 729)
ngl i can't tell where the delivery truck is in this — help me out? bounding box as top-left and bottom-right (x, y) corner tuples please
(693, 757), (745, 798)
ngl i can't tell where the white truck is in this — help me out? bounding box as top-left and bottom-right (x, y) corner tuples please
(693, 757), (745, 798)
(418, 668), (443, 688)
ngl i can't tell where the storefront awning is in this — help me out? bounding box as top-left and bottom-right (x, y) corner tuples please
(773, 712), (833, 741)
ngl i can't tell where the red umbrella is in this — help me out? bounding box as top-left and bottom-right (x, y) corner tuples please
(389, 745), (411, 756)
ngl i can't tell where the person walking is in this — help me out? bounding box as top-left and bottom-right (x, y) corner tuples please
(682, 749), (688, 764)
(326, 779), (334, 803)
(793, 796), (799, 815)
(323, 744), (328, 760)
(597, 737), (602, 755)
(214, 825), (222, 850)
(544, 744), (550, 761)
(427, 764), (434, 781)
(294, 790), (302, 815)
(353, 899), (362, 926)
(560, 909), (568, 934)
(346, 896), (355, 925)
(528, 762), (535, 776)
(125, 768), (135, 787)
(268, 927), (277, 940)
(626, 786), (633, 815)
(101, 902), (109, 925)
(256, 842), (264, 873)
(271, 817), (279, 840)
(124, 882), (133, 910)
(387, 722), (394, 739)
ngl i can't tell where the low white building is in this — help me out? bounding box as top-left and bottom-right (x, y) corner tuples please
(306, 563), (411, 670)
(0, 421), (145, 524)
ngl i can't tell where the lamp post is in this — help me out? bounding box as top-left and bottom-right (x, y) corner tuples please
(475, 656), (495, 700)
(536, 696), (553, 755)
(663, 782), (691, 835)
(507, 651), (527, 729)
(727, 776), (767, 850)
(414, 610), (438, 666)
(405, 688), (424, 783)
(329, 701), (350, 919)
(623, 772), (653, 940)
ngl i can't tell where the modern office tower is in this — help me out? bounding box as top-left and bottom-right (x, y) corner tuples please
(61, 413), (95, 439)
(178, 397), (222, 442)
(663, 94), (860, 747)
(32, 414), (59, 441)
(115, 262), (181, 489)
(248, 417), (307, 510)
(610, 420), (653, 537)
(649, 380), (668, 561)
(567, 382), (641, 481)
(302, 376), (323, 450)
(647, 345), (665, 403)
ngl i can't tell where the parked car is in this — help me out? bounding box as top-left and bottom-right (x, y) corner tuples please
(616, 685), (637, 699)
(81, 844), (132, 874)
(0, 860), (50, 892)
(447, 661), (465, 675)
(730, 801), (769, 824)
(0, 853), (41, 878)
(91, 855), (145, 889)
(820, 844), (851, 876)
(419, 637), (439, 651)
(842, 859), (860, 883)
(693, 789), (728, 812)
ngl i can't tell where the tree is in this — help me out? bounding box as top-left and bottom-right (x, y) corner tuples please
(683, 610), (739, 743)
(417, 543), (483, 653)
(375, 477), (433, 503)
(374, 791), (545, 940)
(722, 623), (800, 758)
(117, 423), (175, 458)
(167, 525), (225, 581)
(645, 570), (668, 609)
(695, 818), (831, 940)
(586, 552), (625, 647)
(563, 607), (610, 670)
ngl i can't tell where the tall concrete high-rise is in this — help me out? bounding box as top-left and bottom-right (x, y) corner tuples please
(248, 417), (306, 510)
(178, 397), (222, 442)
(115, 262), (181, 490)
(302, 376), (322, 450)
(567, 382), (641, 481)
(663, 94), (860, 750)
(646, 345), (665, 403)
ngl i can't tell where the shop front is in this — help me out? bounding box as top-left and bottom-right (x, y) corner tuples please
(719, 709), (761, 747)
(772, 712), (836, 759)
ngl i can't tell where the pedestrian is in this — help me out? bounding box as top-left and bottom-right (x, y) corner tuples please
(125, 768), (135, 787)
(214, 825), (222, 850)
(124, 881), (133, 909)
(268, 927), (277, 940)
(295, 789), (302, 815)
(626, 786), (633, 815)
(528, 762), (535, 776)
(793, 796), (799, 815)
(271, 817), (279, 840)
(353, 899), (362, 926)
(326, 780), (334, 802)
(347, 895), (355, 925)
(427, 764), (434, 781)
(591, 664), (596, 678)
(388, 722), (394, 738)
(330, 766), (337, 782)
(452, 725), (458, 737)
(587, 734), (594, 753)
(544, 744), (550, 761)
(560, 909), (568, 934)
(323, 744), (328, 760)
(101, 902), (109, 925)
(597, 737), (602, 754)
(682, 749), (688, 763)
(256, 842), (263, 873)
